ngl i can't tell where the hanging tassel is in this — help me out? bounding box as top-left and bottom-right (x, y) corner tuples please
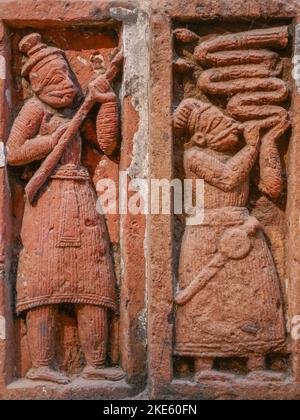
(97, 101), (119, 155)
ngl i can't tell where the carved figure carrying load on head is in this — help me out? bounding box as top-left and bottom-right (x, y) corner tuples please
(173, 26), (290, 380)
(7, 33), (124, 384)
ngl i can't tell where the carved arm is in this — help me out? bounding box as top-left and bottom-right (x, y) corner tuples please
(6, 99), (54, 166)
(258, 118), (290, 199)
(187, 124), (261, 191)
(187, 142), (259, 192)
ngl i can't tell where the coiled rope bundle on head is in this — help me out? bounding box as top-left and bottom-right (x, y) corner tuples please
(174, 26), (291, 199)
(194, 26), (290, 125)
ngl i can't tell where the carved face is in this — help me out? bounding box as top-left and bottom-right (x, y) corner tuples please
(30, 56), (78, 108)
(193, 107), (243, 152)
(206, 116), (242, 152)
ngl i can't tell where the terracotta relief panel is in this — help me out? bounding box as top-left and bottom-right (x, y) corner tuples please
(0, 0), (148, 400)
(7, 28), (125, 384)
(3, 0), (300, 401)
(173, 22), (292, 381)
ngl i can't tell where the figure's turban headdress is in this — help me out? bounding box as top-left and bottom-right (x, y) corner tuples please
(174, 98), (242, 146)
(19, 33), (65, 77)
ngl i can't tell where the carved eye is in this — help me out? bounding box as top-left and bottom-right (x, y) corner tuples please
(210, 117), (222, 132)
(191, 132), (206, 146)
(49, 76), (64, 85)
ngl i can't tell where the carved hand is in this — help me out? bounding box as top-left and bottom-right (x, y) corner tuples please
(87, 76), (117, 104)
(244, 115), (290, 148)
(51, 123), (71, 147)
(243, 121), (261, 147)
(261, 117), (290, 144)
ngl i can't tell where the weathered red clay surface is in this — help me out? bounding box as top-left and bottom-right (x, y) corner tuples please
(1, 0), (300, 400)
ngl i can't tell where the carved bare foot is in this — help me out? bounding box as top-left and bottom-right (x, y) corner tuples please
(81, 366), (125, 382)
(26, 367), (70, 385)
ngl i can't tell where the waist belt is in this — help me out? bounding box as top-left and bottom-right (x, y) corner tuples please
(186, 206), (249, 227)
(51, 165), (90, 181)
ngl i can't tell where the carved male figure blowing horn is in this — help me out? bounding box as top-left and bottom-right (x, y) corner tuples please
(173, 26), (289, 379)
(7, 33), (123, 384)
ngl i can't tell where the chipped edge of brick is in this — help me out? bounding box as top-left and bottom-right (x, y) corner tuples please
(0, 316), (5, 340)
(0, 55), (6, 80)
(111, 4), (150, 180)
(0, 142), (6, 168)
(110, 2), (150, 350)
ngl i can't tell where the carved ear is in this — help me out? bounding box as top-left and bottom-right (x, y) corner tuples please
(191, 132), (206, 147)
(29, 71), (42, 94)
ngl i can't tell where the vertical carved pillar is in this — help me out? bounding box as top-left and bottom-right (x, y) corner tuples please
(0, 21), (13, 387)
(287, 21), (300, 383)
(114, 3), (150, 384)
(148, 9), (174, 396)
